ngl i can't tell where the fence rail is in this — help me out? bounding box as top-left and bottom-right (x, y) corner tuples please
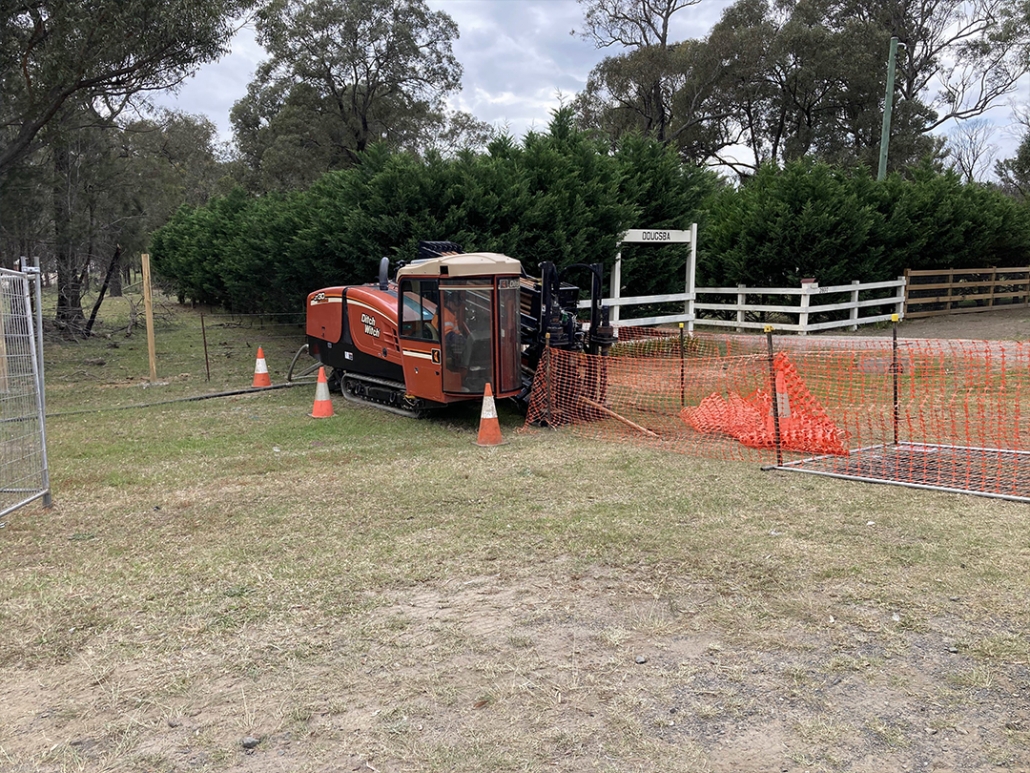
(694, 278), (906, 334)
(904, 267), (1030, 318)
(579, 278), (906, 335)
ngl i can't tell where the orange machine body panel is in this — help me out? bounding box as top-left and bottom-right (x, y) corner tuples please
(305, 253), (524, 407)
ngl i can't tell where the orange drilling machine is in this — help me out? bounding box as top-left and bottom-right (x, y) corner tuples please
(303, 242), (613, 416)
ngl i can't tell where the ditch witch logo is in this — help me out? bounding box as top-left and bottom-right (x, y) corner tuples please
(361, 313), (381, 338)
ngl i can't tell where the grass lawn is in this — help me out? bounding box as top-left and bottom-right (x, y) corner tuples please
(1, 295), (1028, 772)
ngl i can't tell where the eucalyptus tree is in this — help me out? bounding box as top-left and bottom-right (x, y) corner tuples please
(945, 118), (999, 183)
(109, 111), (230, 294)
(574, 0), (703, 143)
(996, 131), (1030, 201)
(232, 0), (470, 192)
(573, 0), (1029, 176)
(44, 108), (227, 330)
(697, 0), (941, 175)
(0, 0), (252, 177)
(842, 0), (1030, 132)
(1, 0), (254, 329)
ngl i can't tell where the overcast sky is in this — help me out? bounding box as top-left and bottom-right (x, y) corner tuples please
(153, 0), (1025, 169)
(152, 0), (725, 141)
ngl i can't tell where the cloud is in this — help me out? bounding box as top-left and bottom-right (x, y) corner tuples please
(435, 0), (600, 133)
(150, 0), (1024, 168)
(153, 21), (261, 135)
(153, 0), (732, 143)
(429, 0), (737, 137)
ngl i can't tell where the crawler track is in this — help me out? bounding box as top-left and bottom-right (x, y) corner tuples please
(339, 371), (434, 419)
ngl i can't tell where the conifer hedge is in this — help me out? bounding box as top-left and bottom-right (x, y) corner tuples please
(150, 112), (1030, 314)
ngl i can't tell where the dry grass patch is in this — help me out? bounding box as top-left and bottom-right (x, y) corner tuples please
(2, 303), (1029, 771)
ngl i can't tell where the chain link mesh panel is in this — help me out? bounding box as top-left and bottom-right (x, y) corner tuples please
(1, 268), (50, 517)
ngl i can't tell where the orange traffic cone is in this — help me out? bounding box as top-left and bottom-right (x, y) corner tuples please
(310, 367), (334, 418)
(252, 346), (272, 388)
(475, 382), (505, 446)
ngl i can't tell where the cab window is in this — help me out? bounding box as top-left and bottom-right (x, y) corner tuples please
(399, 279), (439, 340)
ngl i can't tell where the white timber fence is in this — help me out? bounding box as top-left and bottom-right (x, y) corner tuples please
(577, 225), (906, 334)
(690, 278), (907, 334)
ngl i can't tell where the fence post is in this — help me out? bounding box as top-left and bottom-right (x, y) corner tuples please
(544, 333), (553, 426)
(891, 315), (900, 446)
(28, 261), (50, 507)
(896, 276), (906, 318)
(685, 222), (697, 334)
(765, 326), (783, 467)
(679, 322), (685, 407)
(201, 313), (211, 382)
(945, 268), (954, 311)
(736, 284), (746, 332)
(798, 279), (816, 335)
(850, 280), (860, 331)
(611, 251), (622, 326)
(141, 252), (158, 382)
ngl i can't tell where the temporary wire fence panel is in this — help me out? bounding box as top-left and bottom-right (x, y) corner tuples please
(1, 268), (50, 517)
(523, 329), (1030, 502)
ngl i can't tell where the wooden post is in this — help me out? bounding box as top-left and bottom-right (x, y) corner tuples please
(141, 253), (157, 382)
(544, 333), (552, 426)
(678, 322), (685, 408)
(892, 315), (900, 446)
(201, 313), (211, 381)
(577, 395), (659, 439)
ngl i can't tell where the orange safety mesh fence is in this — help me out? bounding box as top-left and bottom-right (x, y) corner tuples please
(523, 329), (1030, 502)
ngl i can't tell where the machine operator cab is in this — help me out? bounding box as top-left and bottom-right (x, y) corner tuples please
(396, 253), (523, 399)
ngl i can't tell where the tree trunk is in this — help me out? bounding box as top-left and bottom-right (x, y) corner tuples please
(53, 143), (87, 334)
(85, 244), (121, 337)
(55, 270), (87, 333)
(110, 260), (124, 296)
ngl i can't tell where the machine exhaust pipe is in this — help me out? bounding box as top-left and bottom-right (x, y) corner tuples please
(379, 257), (390, 291)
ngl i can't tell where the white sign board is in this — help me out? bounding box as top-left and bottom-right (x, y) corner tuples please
(620, 229), (692, 244)
(610, 224), (698, 331)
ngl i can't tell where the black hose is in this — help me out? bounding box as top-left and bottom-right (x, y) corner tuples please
(46, 382), (304, 419)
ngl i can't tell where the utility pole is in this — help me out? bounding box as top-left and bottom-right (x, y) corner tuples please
(877, 36), (902, 181)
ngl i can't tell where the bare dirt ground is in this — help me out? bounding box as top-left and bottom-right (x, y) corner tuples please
(1, 307), (1028, 773)
(855, 306), (1030, 342)
(3, 556), (1028, 773)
